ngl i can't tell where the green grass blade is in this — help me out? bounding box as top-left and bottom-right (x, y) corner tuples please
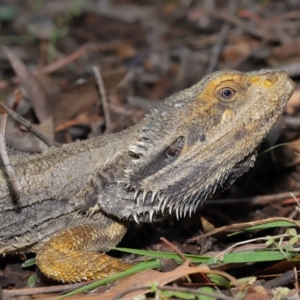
(204, 250), (296, 265)
(229, 220), (300, 236)
(114, 247), (210, 263)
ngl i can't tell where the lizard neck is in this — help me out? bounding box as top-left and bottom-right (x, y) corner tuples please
(0, 122), (143, 212)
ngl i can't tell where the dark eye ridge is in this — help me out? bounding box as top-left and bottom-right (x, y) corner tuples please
(220, 88), (235, 99)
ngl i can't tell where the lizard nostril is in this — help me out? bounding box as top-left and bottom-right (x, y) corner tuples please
(263, 74), (278, 88)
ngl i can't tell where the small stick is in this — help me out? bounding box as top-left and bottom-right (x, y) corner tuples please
(160, 237), (192, 264)
(0, 281), (91, 299)
(115, 284), (236, 300)
(204, 190), (300, 206)
(187, 217), (300, 243)
(160, 237), (210, 284)
(206, 0), (238, 74)
(0, 102), (61, 147)
(262, 269), (295, 289)
(294, 267), (299, 290)
(92, 65), (112, 133)
(0, 109), (21, 205)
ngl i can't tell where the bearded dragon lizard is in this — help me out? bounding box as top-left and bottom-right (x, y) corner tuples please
(0, 69), (295, 283)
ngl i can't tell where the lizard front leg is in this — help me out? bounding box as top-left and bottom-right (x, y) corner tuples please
(36, 221), (130, 283)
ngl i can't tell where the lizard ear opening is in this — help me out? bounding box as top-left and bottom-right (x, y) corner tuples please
(165, 136), (185, 160)
(125, 136), (185, 189)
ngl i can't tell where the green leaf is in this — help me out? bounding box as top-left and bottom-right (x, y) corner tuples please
(288, 228), (298, 237)
(207, 274), (230, 289)
(27, 274), (36, 288)
(265, 237), (275, 246)
(22, 258), (36, 268)
(289, 236), (298, 245)
(162, 290), (195, 299)
(148, 282), (159, 292)
(237, 276), (256, 284)
(197, 287), (219, 300)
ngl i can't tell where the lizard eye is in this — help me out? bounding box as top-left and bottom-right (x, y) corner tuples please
(219, 88), (235, 100)
(165, 136), (184, 159)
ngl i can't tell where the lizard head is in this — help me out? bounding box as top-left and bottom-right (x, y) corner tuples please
(124, 69), (295, 221)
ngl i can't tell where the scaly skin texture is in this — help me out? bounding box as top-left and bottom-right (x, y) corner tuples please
(0, 69), (295, 283)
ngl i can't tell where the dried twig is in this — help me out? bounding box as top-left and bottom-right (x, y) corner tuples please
(0, 102), (61, 148)
(160, 237), (191, 263)
(1, 46), (51, 122)
(93, 65), (112, 134)
(40, 46), (86, 74)
(262, 270), (295, 289)
(205, 190), (300, 206)
(205, 9), (273, 42)
(206, 0), (238, 74)
(294, 267), (299, 290)
(0, 109), (21, 206)
(0, 281), (89, 299)
(187, 217), (300, 243)
(115, 284), (236, 300)
(55, 115), (104, 133)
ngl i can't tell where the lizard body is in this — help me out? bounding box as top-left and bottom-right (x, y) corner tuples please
(0, 69), (295, 282)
